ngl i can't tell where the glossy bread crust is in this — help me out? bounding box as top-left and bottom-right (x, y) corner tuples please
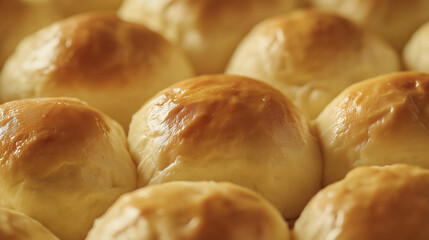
(0, 98), (137, 240)
(0, 12), (194, 129)
(128, 74), (322, 218)
(315, 72), (429, 185)
(294, 164), (429, 240)
(87, 181), (290, 240)
(227, 9), (400, 119)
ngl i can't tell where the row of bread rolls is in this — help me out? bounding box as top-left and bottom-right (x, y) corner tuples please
(3, 0), (429, 77)
(0, 1), (429, 240)
(0, 9), (402, 130)
(4, 7), (429, 128)
(0, 70), (428, 239)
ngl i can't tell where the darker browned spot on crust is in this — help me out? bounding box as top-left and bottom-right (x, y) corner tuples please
(0, 98), (110, 169)
(151, 75), (301, 143)
(261, 10), (364, 72)
(30, 13), (168, 88)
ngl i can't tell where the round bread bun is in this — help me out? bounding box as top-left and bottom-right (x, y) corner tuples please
(404, 21), (429, 73)
(0, 208), (58, 240)
(128, 74), (322, 219)
(119, 0), (301, 74)
(310, 0), (429, 50)
(0, 98), (137, 240)
(226, 9), (400, 119)
(0, 12), (194, 130)
(293, 164), (429, 240)
(0, 0), (61, 71)
(314, 71), (429, 185)
(87, 181), (290, 240)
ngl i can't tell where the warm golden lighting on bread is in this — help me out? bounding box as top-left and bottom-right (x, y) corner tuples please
(128, 74), (322, 219)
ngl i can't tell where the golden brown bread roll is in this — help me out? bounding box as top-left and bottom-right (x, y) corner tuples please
(293, 164), (429, 240)
(128, 74), (322, 219)
(310, 0), (429, 50)
(0, 12), (194, 130)
(226, 9), (400, 119)
(87, 181), (290, 240)
(0, 208), (59, 240)
(315, 71), (429, 185)
(404, 21), (429, 73)
(0, 98), (137, 240)
(119, 0), (301, 74)
(0, 0), (61, 71)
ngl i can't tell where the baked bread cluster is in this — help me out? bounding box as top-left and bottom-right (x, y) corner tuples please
(1, 0), (429, 239)
(0, 12), (194, 129)
(128, 74), (322, 219)
(227, 9), (400, 119)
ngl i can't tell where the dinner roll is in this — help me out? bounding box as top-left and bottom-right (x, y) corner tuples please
(87, 181), (290, 240)
(404, 21), (429, 73)
(0, 208), (58, 240)
(226, 10), (400, 119)
(293, 164), (429, 240)
(315, 72), (429, 185)
(310, 0), (429, 50)
(128, 74), (322, 219)
(0, 0), (61, 71)
(0, 12), (194, 129)
(119, 0), (301, 74)
(0, 98), (137, 240)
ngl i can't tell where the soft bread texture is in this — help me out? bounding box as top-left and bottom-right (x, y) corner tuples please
(293, 164), (429, 240)
(226, 9), (400, 119)
(0, 98), (137, 240)
(119, 0), (301, 74)
(51, 0), (123, 17)
(310, 0), (429, 50)
(128, 74), (322, 219)
(87, 181), (290, 240)
(404, 21), (429, 73)
(0, 0), (61, 71)
(0, 208), (59, 240)
(0, 12), (194, 129)
(315, 72), (429, 185)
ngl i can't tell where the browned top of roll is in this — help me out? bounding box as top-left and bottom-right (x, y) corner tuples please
(143, 74), (304, 144)
(317, 71), (429, 142)
(294, 164), (429, 240)
(87, 181), (290, 240)
(0, 98), (110, 173)
(14, 12), (170, 89)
